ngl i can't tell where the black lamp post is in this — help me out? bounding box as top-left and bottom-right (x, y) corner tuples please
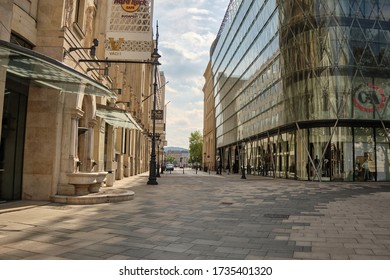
(241, 141), (247, 179)
(160, 146), (164, 174)
(156, 137), (161, 177)
(147, 24), (161, 185)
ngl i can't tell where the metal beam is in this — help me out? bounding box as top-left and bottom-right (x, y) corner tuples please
(79, 59), (154, 64)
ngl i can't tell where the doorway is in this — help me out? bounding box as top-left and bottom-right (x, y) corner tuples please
(0, 77), (28, 201)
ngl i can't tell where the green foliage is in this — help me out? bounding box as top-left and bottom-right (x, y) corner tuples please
(189, 130), (203, 164)
(166, 155), (175, 164)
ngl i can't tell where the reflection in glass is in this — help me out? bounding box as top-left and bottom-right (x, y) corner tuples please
(375, 128), (390, 181)
(331, 127), (353, 181)
(354, 127), (375, 181)
(210, 0), (390, 182)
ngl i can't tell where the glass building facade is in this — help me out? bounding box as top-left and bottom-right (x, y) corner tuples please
(211, 0), (390, 181)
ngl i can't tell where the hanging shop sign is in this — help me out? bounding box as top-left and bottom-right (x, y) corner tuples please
(105, 0), (153, 61)
(152, 110), (164, 120)
(114, 0), (148, 13)
(353, 84), (386, 113)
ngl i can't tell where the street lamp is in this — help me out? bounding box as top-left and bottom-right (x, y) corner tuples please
(156, 137), (161, 177)
(160, 146), (164, 174)
(208, 155), (210, 174)
(147, 23), (161, 186)
(241, 141), (246, 179)
(203, 152), (206, 172)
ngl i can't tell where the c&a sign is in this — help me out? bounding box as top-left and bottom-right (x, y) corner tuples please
(353, 84), (386, 113)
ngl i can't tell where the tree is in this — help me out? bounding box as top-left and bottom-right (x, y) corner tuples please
(166, 155), (175, 164)
(189, 131), (203, 165)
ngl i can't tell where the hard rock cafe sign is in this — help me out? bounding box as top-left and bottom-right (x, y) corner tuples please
(114, 0), (147, 13)
(106, 0), (153, 61)
(353, 84), (386, 113)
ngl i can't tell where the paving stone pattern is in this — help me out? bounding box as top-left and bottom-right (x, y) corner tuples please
(0, 170), (390, 260)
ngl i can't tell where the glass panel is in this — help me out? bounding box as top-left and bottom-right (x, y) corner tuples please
(331, 127), (353, 181)
(244, 141), (250, 174)
(261, 137), (271, 176)
(96, 105), (141, 130)
(0, 40), (115, 98)
(376, 128), (390, 181)
(246, 140), (256, 175)
(268, 136), (276, 177)
(287, 131), (296, 179)
(276, 133), (288, 179)
(233, 144), (240, 174)
(354, 127), (375, 181)
(309, 127), (332, 181)
(296, 128), (309, 180)
(258, 138), (267, 176)
(0, 82), (28, 200)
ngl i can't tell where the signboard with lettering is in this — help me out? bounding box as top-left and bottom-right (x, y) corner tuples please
(105, 0), (153, 61)
(353, 84), (386, 113)
(152, 110), (164, 120)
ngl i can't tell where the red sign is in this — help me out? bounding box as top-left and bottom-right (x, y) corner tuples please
(353, 84), (386, 112)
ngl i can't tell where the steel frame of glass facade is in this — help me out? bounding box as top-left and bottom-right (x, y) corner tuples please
(211, 0), (390, 181)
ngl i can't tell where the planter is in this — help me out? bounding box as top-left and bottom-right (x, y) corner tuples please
(67, 172), (108, 195)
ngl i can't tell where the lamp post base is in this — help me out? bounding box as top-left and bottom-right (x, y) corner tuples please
(148, 156), (158, 185)
(147, 178), (158, 185)
(241, 168), (247, 179)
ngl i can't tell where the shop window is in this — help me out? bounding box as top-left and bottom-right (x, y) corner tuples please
(331, 127), (353, 181)
(375, 128), (390, 181)
(354, 127), (375, 181)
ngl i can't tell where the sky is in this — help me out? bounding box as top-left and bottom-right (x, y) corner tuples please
(153, 0), (230, 149)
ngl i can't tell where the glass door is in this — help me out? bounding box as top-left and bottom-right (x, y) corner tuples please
(0, 78), (28, 200)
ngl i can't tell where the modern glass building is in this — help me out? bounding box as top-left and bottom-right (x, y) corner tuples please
(211, 0), (390, 181)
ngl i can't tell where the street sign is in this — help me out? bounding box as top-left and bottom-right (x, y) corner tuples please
(152, 110), (164, 120)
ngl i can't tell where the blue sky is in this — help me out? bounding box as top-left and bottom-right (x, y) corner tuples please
(154, 0), (229, 148)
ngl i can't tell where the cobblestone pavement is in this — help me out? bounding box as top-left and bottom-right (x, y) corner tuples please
(0, 169), (390, 260)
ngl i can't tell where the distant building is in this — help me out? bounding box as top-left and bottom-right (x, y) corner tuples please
(164, 147), (189, 167)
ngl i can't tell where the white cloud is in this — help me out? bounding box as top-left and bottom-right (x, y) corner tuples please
(154, 0), (230, 148)
(187, 8), (211, 15)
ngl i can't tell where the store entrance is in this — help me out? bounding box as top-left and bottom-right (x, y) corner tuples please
(0, 78), (28, 201)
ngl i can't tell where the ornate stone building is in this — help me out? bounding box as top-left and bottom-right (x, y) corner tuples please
(0, 0), (166, 202)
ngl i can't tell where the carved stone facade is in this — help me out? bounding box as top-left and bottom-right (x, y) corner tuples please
(0, 0), (165, 202)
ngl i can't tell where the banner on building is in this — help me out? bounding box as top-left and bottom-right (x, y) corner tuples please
(105, 0), (154, 61)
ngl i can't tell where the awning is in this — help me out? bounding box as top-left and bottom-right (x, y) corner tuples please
(96, 104), (143, 131)
(0, 40), (116, 98)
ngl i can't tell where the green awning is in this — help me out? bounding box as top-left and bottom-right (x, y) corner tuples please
(0, 40), (116, 98)
(96, 104), (142, 131)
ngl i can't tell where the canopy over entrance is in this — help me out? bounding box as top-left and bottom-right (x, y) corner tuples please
(96, 104), (142, 131)
(0, 40), (116, 98)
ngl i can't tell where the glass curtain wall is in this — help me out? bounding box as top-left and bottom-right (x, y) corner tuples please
(354, 127), (375, 181)
(210, 0), (390, 182)
(331, 127), (353, 181)
(376, 128), (390, 181)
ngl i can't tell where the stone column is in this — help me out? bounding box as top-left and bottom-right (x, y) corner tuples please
(87, 119), (97, 171)
(70, 108), (83, 172)
(123, 129), (130, 177)
(105, 124), (115, 186)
